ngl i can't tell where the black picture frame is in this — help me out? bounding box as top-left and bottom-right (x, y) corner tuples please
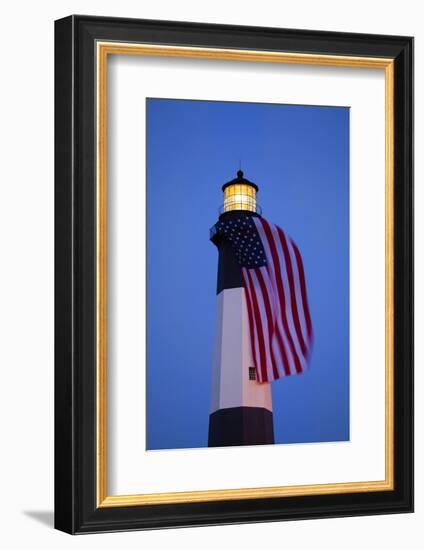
(55, 15), (413, 534)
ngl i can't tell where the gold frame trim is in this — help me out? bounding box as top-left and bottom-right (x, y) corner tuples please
(96, 42), (395, 508)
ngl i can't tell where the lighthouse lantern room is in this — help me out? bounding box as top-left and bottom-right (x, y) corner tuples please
(222, 170), (260, 214)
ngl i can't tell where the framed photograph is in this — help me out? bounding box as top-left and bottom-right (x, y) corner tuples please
(54, 15), (413, 533)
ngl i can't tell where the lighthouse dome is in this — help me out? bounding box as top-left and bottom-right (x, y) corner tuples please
(222, 170), (259, 192)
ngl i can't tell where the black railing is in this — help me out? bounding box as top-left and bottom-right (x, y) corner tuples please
(218, 203), (262, 216)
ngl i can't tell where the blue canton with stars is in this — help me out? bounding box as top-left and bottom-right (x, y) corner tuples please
(213, 216), (267, 269)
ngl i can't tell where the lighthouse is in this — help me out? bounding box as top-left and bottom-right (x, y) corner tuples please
(208, 170), (274, 447)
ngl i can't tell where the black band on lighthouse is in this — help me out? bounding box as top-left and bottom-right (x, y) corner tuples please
(208, 407), (274, 447)
(210, 210), (260, 294)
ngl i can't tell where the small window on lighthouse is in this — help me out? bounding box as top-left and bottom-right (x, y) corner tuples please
(248, 367), (257, 381)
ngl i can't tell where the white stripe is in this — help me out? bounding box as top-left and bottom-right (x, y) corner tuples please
(260, 266), (285, 380)
(250, 269), (274, 382)
(259, 266), (287, 380)
(270, 224), (307, 370)
(256, 220), (299, 376)
(287, 237), (309, 347)
(243, 270), (262, 380)
(241, 268), (260, 376)
(254, 219), (300, 376)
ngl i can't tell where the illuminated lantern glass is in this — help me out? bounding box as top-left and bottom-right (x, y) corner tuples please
(222, 171), (258, 213)
(223, 184), (257, 212)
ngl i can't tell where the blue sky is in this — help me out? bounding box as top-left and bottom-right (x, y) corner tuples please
(146, 98), (350, 450)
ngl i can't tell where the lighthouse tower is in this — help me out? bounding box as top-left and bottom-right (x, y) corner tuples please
(208, 171), (274, 447)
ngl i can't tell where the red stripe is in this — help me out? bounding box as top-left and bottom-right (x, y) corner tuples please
(245, 269), (268, 382)
(241, 269), (260, 373)
(291, 239), (313, 342)
(260, 219), (303, 374)
(265, 263), (291, 377)
(255, 267), (279, 381)
(277, 227), (307, 356)
(274, 322), (292, 376)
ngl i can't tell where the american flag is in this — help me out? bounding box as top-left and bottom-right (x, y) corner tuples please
(214, 216), (313, 383)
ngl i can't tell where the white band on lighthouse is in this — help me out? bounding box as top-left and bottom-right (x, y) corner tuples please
(210, 287), (272, 414)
